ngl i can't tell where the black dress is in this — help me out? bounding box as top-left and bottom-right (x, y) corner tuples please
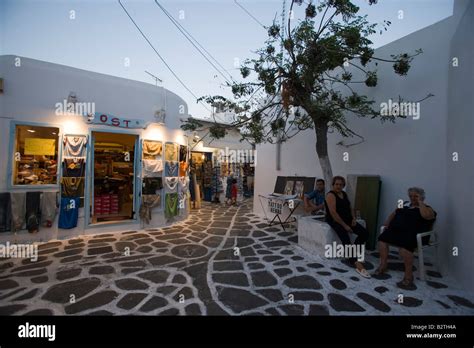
(325, 190), (353, 225)
(378, 203), (436, 252)
(324, 191), (369, 265)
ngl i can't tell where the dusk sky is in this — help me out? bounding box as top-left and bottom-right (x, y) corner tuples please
(0, 0), (454, 119)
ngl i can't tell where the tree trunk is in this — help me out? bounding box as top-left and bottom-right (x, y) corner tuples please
(315, 123), (333, 192)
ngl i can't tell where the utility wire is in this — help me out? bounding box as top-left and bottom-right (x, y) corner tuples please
(234, 0), (267, 29)
(154, 0), (234, 84)
(118, 0), (211, 112)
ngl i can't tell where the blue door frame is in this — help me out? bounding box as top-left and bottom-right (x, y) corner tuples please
(85, 129), (141, 227)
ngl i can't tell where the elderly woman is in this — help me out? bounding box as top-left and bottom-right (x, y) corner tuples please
(376, 187), (436, 289)
(325, 176), (370, 278)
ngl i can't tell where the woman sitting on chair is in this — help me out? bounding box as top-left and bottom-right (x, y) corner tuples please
(325, 176), (370, 278)
(376, 187), (436, 289)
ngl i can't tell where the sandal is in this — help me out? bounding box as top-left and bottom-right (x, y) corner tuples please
(374, 266), (387, 276)
(355, 263), (371, 279)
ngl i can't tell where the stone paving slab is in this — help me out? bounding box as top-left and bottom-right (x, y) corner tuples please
(0, 200), (473, 316)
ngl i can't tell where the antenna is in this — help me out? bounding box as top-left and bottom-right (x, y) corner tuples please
(145, 70), (163, 86)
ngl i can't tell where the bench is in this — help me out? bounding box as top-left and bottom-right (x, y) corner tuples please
(298, 215), (364, 257)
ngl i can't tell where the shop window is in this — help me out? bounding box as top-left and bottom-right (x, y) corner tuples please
(12, 124), (60, 186)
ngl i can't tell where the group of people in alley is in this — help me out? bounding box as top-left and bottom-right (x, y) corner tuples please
(304, 177), (436, 289)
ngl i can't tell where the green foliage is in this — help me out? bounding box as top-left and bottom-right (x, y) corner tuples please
(268, 24), (280, 38)
(180, 118), (203, 132)
(240, 66), (250, 78)
(187, 0), (424, 149)
(305, 4), (316, 18)
(209, 124), (227, 139)
(365, 71), (377, 87)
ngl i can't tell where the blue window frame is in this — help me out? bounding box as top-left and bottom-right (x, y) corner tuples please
(8, 121), (62, 189)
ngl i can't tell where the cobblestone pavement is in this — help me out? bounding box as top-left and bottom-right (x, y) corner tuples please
(1, 200), (473, 316)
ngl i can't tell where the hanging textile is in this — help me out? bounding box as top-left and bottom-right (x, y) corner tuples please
(143, 159), (163, 177)
(0, 193), (12, 232)
(63, 158), (86, 177)
(165, 143), (178, 162)
(189, 172), (195, 202)
(179, 161), (189, 177)
(211, 166), (223, 201)
(142, 178), (163, 194)
(61, 177), (84, 197)
(10, 192), (26, 231)
(25, 192), (41, 233)
(139, 194), (161, 224)
(178, 176), (190, 194)
(165, 193), (178, 218)
(203, 159), (213, 182)
(178, 192), (187, 216)
(143, 140), (162, 157)
(179, 145), (188, 162)
(165, 161), (179, 177)
(58, 197), (80, 229)
(63, 135), (87, 157)
(41, 191), (58, 227)
(165, 177), (179, 191)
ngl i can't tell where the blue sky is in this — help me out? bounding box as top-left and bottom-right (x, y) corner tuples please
(0, 0), (454, 119)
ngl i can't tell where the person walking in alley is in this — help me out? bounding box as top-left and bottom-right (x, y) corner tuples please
(231, 178), (238, 205)
(225, 173), (234, 205)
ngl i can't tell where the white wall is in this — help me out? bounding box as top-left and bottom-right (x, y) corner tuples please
(253, 2), (474, 291)
(0, 55), (191, 241)
(445, 0), (474, 291)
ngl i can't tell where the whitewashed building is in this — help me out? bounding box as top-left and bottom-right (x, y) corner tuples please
(0, 55), (194, 242)
(253, 0), (474, 291)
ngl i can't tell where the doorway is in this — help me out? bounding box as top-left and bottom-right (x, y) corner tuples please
(191, 151), (213, 202)
(90, 131), (138, 224)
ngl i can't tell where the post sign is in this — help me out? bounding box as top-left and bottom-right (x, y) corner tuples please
(85, 112), (148, 129)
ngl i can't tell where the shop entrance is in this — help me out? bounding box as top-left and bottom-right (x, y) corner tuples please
(90, 131), (138, 224)
(190, 151), (213, 202)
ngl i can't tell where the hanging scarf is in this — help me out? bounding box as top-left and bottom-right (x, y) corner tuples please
(61, 177), (84, 197)
(165, 161), (179, 177)
(165, 193), (178, 218)
(178, 192), (187, 216)
(142, 177), (163, 194)
(63, 158), (85, 177)
(143, 159), (163, 177)
(143, 140), (162, 156)
(178, 176), (189, 194)
(179, 161), (189, 177)
(179, 145), (188, 162)
(64, 135), (87, 157)
(165, 177), (179, 191)
(139, 194), (161, 224)
(165, 143), (178, 162)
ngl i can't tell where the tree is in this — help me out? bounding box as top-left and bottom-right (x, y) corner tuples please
(182, 0), (432, 186)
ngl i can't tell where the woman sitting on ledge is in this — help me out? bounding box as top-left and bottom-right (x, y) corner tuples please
(325, 176), (370, 278)
(376, 187), (436, 289)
